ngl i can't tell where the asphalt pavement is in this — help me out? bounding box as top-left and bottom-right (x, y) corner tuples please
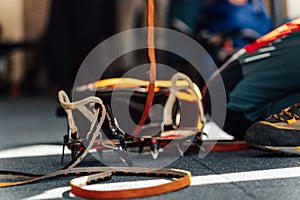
(1, 96), (300, 200)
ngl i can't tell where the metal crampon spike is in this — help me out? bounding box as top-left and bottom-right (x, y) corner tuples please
(113, 148), (126, 164)
(192, 132), (207, 158)
(112, 146), (133, 167)
(176, 142), (184, 157)
(151, 149), (159, 160)
(96, 149), (104, 160)
(138, 146), (144, 154)
(150, 139), (160, 160)
(61, 143), (66, 164)
(106, 105), (133, 166)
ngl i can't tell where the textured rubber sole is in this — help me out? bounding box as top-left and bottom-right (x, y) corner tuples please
(248, 144), (300, 155)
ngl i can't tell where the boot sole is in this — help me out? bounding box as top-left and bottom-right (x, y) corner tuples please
(248, 144), (300, 155)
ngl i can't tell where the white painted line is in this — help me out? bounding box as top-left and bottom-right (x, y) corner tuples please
(23, 167), (300, 199)
(84, 167), (300, 190)
(84, 167), (300, 189)
(23, 186), (74, 200)
(0, 145), (69, 159)
(191, 167), (300, 186)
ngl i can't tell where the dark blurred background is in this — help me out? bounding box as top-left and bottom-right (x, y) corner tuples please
(0, 0), (296, 97)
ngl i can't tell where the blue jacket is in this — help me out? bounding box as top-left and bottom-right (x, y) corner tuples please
(169, 0), (271, 47)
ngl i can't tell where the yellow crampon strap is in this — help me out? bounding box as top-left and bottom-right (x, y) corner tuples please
(78, 77), (203, 103)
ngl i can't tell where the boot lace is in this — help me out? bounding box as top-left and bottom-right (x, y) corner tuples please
(267, 103), (300, 123)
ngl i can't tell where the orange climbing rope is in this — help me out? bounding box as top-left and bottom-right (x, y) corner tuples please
(132, 0), (157, 137)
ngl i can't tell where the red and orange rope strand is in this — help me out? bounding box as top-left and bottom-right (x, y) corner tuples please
(132, 0), (157, 137)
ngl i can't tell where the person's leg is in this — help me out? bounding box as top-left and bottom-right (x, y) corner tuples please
(223, 31), (300, 139)
(216, 59), (250, 140)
